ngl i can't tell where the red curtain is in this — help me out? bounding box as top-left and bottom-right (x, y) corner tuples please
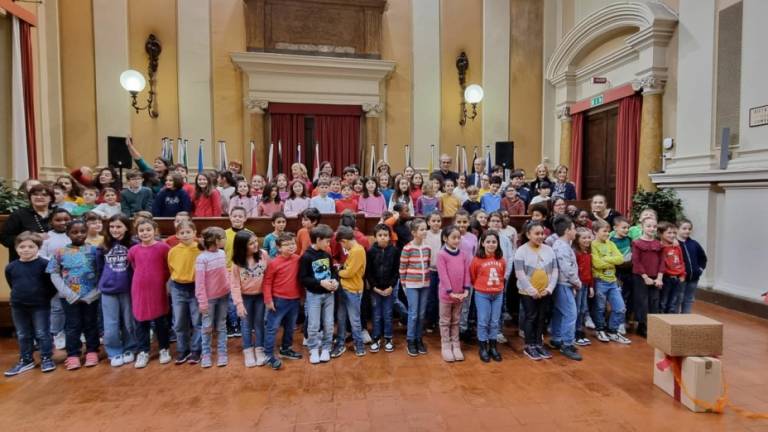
(570, 112), (584, 199)
(270, 113), (304, 176)
(315, 115), (361, 175)
(20, 20), (37, 178)
(614, 94), (643, 215)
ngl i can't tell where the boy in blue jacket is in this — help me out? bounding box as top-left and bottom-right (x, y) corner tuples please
(677, 219), (707, 313)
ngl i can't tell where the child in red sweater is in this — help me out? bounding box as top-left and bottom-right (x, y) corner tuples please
(262, 232), (303, 370)
(631, 217), (664, 337)
(470, 231), (506, 363)
(659, 222), (686, 313)
(573, 228), (594, 346)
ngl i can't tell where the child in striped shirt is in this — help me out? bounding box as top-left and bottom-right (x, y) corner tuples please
(399, 218), (431, 357)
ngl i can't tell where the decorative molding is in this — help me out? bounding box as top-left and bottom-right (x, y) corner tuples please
(245, 98), (269, 114)
(545, 2), (677, 85)
(632, 74), (665, 95)
(231, 52), (395, 106)
(650, 167), (768, 185)
(362, 103), (383, 118)
(556, 106), (571, 121)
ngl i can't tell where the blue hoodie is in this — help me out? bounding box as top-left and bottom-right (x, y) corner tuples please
(680, 237), (707, 282)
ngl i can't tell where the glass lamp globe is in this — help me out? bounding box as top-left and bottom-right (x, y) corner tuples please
(120, 70), (146, 93)
(464, 84), (484, 104)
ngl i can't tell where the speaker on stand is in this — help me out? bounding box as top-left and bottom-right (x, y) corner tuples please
(108, 136), (133, 186)
(495, 141), (514, 182)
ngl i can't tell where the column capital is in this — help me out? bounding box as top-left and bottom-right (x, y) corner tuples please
(362, 103), (383, 118)
(245, 98), (269, 114)
(633, 74), (666, 95)
(556, 106), (571, 121)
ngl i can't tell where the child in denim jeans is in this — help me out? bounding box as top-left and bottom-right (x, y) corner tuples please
(677, 219), (707, 313)
(334, 226), (368, 357)
(366, 224), (400, 354)
(5, 232), (58, 376)
(573, 228), (594, 346)
(231, 230), (270, 367)
(262, 233), (303, 370)
(195, 227), (230, 368)
(167, 220), (202, 365)
(298, 224), (337, 364)
(590, 220), (631, 345)
(549, 217), (582, 361)
(658, 222), (686, 313)
(399, 218), (431, 357)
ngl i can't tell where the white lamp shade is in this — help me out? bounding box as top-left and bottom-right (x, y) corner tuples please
(120, 69), (146, 93)
(464, 84), (484, 104)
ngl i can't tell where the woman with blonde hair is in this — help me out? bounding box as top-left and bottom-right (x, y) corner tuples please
(528, 163), (552, 194)
(552, 165), (577, 200)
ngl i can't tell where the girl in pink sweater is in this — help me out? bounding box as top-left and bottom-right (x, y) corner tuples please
(195, 227), (230, 368)
(230, 231), (270, 367)
(127, 219), (171, 368)
(358, 177), (387, 217)
(436, 225), (470, 363)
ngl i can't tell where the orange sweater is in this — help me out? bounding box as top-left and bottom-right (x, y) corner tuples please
(469, 256), (506, 294)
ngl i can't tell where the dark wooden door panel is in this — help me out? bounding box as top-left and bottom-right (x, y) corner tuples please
(582, 107), (618, 202)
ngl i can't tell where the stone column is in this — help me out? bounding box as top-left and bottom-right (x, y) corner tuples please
(636, 75), (664, 191)
(557, 106), (572, 167)
(245, 98), (269, 176)
(363, 103), (383, 176)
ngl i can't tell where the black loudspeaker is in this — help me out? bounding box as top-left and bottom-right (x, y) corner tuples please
(108, 136), (133, 169)
(495, 141), (514, 169)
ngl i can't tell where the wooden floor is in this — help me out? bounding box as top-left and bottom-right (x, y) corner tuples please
(1, 301), (767, 432)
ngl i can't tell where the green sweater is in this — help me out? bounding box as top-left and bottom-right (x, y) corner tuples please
(120, 187), (154, 216)
(591, 239), (624, 283)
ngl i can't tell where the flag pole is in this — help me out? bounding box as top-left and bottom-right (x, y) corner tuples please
(382, 143), (388, 164)
(266, 142), (274, 181)
(313, 141), (320, 181)
(197, 139), (205, 173)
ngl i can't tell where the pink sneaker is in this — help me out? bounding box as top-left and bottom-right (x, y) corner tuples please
(65, 356), (81, 370)
(84, 352), (99, 367)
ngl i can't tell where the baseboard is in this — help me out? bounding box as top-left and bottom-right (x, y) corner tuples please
(697, 289), (768, 320)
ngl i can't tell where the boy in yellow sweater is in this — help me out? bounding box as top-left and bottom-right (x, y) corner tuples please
(332, 226), (368, 358)
(167, 220), (203, 364)
(591, 220), (631, 345)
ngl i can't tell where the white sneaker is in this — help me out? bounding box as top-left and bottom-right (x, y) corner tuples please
(319, 349), (331, 363)
(608, 333), (632, 345)
(585, 316), (596, 329)
(596, 331), (609, 343)
(518, 329), (525, 339)
(122, 352), (135, 364)
(496, 333), (508, 344)
(362, 330), (372, 344)
(110, 356), (124, 367)
(159, 349), (172, 364)
(302, 337), (309, 346)
(134, 352), (150, 369)
(309, 349), (320, 364)
(54, 332), (66, 350)
(80, 334), (86, 343)
(618, 324), (627, 335)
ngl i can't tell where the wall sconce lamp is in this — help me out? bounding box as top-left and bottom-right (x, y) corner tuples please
(456, 51), (483, 126)
(120, 34), (161, 118)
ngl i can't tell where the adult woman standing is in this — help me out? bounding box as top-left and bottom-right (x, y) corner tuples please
(528, 164), (553, 194)
(590, 194), (622, 228)
(551, 165), (577, 200)
(1, 184), (54, 261)
(125, 136), (170, 194)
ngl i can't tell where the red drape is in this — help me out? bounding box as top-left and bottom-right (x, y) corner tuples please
(270, 113), (304, 176)
(315, 115), (361, 175)
(570, 112), (584, 199)
(615, 94), (642, 215)
(20, 20), (37, 178)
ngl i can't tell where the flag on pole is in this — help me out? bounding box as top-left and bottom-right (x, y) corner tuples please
(369, 144), (376, 177)
(471, 146), (480, 186)
(266, 142), (274, 181)
(178, 138), (188, 169)
(297, 143), (302, 164)
(485, 145), (492, 177)
(277, 140), (283, 174)
(405, 145), (411, 168)
(428, 144), (435, 173)
(249, 140), (257, 178)
(313, 142), (320, 180)
(218, 140), (229, 172)
(382, 143), (388, 164)
(461, 146), (468, 176)
(197, 139), (205, 173)
(160, 137), (168, 162)
(455, 145), (460, 173)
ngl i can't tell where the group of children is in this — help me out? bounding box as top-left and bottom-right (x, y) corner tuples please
(3, 157), (708, 377)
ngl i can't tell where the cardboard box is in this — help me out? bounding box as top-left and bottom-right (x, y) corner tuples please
(647, 314), (723, 357)
(653, 349), (724, 413)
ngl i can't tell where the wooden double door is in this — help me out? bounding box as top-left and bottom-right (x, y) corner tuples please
(581, 106), (618, 201)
